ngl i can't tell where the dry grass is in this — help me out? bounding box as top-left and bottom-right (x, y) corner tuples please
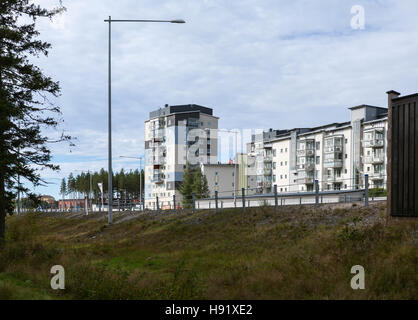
(0, 202), (416, 300)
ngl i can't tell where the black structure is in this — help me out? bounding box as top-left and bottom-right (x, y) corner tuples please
(388, 91), (418, 217)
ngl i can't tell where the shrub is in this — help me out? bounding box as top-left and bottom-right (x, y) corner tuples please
(369, 188), (387, 197)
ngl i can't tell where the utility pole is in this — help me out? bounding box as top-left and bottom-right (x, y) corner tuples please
(89, 171), (93, 212)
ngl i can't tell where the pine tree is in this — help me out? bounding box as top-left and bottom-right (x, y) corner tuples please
(179, 163), (195, 207)
(60, 178), (66, 199)
(192, 169), (210, 199)
(201, 174), (210, 198)
(0, 1), (70, 240)
(67, 173), (75, 199)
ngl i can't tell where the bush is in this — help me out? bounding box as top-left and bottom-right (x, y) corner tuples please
(369, 188), (387, 197)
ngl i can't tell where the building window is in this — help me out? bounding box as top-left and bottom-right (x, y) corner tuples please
(316, 156), (320, 164)
(285, 148), (288, 152)
(316, 142), (320, 150)
(273, 175), (276, 182)
(345, 169), (347, 174)
(280, 175), (283, 179)
(285, 174), (287, 179)
(280, 161), (283, 166)
(280, 149), (283, 153)
(345, 154), (347, 159)
(273, 162), (276, 169)
(285, 161), (288, 166)
(273, 149), (276, 156)
(367, 167), (370, 172)
(345, 138), (348, 144)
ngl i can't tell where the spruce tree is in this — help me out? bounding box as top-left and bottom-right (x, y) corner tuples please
(179, 163), (195, 207)
(192, 169), (210, 199)
(201, 174), (210, 198)
(59, 178), (66, 199)
(0, 1), (70, 240)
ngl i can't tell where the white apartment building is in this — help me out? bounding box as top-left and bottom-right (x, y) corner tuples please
(245, 103), (388, 193)
(144, 104), (218, 209)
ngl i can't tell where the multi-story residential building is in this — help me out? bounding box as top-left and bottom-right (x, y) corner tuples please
(246, 129), (293, 194)
(245, 101), (389, 193)
(144, 104), (218, 209)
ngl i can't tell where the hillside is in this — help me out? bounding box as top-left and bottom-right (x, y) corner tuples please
(0, 202), (416, 299)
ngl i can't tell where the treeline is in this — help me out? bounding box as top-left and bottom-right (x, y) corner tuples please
(60, 169), (144, 201)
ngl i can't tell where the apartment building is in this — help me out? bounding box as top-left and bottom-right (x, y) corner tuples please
(245, 102), (389, 193)
(144, 104), (218, 209)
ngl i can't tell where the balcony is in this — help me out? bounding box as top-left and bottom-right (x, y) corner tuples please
(324, 146), (343, 153)
(297, 149), (315, 157)
(372, 155), (384, 163)
(152, 172), (164, 184)
(364, 155), (384, 164)
(297, 163), (315, 171)
(324, 160), (343, 168)
(264, 155), (273, 162)
(153, 157), (166, 165)
(264, 181), (272, 188)
(369, 172), (385, 180)
(363, 139), (384, 148)
(325, 175), (343, 182)
(264, 168), (272, 176)
(297, 177), (314, 184)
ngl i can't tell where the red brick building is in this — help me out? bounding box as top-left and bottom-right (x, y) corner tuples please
(58, 199), (87, 211)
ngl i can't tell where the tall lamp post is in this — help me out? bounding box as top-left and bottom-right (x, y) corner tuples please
(104, 16), (185, 225)
(120, 156), (143, 210)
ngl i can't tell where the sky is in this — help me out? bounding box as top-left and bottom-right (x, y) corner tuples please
(24, 0), (418, 199)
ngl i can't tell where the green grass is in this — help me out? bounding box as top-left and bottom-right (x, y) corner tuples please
(0, 273), (55, 300)
(0, 202), (416, 300)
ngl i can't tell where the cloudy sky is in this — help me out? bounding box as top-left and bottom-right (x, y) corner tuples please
(27, 0), (418, 198)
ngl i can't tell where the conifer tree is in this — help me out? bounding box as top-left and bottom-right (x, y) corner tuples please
(0, 1), (70, 240)
(179, 163), (195, 207)
(59, 178), (66, 199)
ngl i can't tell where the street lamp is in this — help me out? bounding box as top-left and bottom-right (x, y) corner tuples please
(104, 16), (185, 225)
(119, 156), (143, 210)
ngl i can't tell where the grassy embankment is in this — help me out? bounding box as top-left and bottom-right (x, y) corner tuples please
(0, 202), (416, 299)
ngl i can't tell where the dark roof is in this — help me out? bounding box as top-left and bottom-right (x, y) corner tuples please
(149, 104), (213, 119)
(392, 92), (418, 101)
(386, 90), (401, 95)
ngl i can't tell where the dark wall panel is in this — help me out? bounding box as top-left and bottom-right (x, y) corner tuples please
(391, 96), (418, 217)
